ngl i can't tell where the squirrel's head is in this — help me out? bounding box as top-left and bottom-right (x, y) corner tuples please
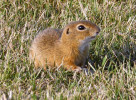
(61, 20), (100, 45)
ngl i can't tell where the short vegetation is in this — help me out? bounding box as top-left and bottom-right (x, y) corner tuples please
(0, 0), (136, 99)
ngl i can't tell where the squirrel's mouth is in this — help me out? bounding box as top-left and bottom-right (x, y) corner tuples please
(90, 32), (99, 39)
(90, 36), (96, 39)
(83, 36), (95, 43)
(79, 33), (99, 44)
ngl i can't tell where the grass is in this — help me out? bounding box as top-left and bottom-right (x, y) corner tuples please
(0, 0), (136, 99)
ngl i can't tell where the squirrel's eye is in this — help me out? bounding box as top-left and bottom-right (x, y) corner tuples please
(78, 25), (86, 30)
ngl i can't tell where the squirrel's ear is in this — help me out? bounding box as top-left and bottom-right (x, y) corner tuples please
(66, 28), (69, 34)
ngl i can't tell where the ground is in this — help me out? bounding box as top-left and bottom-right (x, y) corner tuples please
(0, 0), (136, 99)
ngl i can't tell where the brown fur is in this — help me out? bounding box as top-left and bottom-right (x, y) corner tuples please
(29, 20), (100, 71)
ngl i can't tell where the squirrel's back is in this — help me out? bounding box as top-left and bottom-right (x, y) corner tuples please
(33, 28), (62, 47)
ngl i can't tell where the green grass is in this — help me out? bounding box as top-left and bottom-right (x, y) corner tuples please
(0, 0), (136, 99)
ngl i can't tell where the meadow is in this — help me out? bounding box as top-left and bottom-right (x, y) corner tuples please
(0, 0), (136, 99)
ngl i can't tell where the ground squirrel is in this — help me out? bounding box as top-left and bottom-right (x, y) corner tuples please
(29, 20), (100, 71)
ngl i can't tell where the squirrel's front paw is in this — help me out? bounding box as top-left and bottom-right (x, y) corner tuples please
(73, 66), (82, 72)
(65, 64), (82, 72)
